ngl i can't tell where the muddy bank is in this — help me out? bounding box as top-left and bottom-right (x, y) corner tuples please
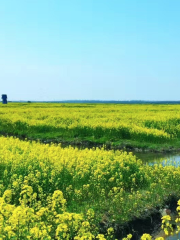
(0, 131), (180, 153)
(99, 196), (178, 240)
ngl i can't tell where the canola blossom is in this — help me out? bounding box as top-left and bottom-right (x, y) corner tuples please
(1, 103), (180, 144)
(0, 136), (180, 239)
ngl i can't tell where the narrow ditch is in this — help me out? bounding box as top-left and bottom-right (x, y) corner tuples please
(0, 131), (179, 153)
(99, 196), (178, 240)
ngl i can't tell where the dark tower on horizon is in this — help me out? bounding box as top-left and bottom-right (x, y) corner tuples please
(2, 94), (7, 104)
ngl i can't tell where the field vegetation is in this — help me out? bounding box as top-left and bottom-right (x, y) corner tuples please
(0, 136), (179, 239)
(1, 103), (180, 150)
(1, 103), (180, 238)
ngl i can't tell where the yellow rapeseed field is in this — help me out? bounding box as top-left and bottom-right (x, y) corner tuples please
(1, 103), (180, 145)
(0, 136), (180, 239)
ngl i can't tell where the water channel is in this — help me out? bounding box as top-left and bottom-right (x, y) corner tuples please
(135, 151), (180, 166)
(134, 151), (180, 240)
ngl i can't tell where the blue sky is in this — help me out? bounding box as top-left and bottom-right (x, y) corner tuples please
(0, 0), (180, 101)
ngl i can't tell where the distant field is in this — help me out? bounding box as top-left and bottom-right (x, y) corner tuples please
(0, 103), (180, 149)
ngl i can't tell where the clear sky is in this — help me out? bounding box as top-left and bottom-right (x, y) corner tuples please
(0, 0), (180, 101)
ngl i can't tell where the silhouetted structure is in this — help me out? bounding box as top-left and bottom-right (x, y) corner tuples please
(2, 94), (7, 104)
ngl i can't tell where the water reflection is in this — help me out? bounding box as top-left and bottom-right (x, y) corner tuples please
(135, 152), (180, 167)
(153, 223), (180, 240)
(165, 233), (180, 240)
(154, 229), (180, 240)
